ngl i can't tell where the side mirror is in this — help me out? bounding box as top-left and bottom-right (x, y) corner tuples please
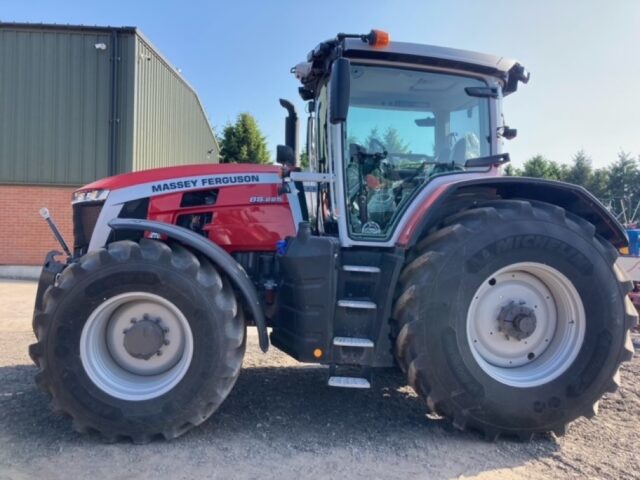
(330, 58), (351, 124)
(501, 126), (518, 140)
(276, 144), (296, 166)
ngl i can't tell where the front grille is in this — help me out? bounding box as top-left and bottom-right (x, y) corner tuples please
(73, 201), (104, 256)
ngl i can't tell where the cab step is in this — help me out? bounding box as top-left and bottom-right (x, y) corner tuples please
(342, 265), (381, 273)
(337, 299), (376, 310)
(333, 336), (374, 348)
(328, 376), (371, 389)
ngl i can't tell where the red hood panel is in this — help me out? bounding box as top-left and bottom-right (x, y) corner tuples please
(79, 163), (282, 192)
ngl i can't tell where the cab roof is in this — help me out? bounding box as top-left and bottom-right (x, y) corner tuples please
(297, 33), (529, 99)
(342, 38), (520, 81)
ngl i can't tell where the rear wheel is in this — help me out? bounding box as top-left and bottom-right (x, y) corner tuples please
(393, 200), (637, 439)
(29, 239), (246, 442)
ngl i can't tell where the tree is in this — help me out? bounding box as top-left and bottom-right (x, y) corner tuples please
(219, 113), (270, 164)
(363, 126), (410, 153)
(299, 151), (309, 170)
(589, 168), (610, 200)
(521, 155), (561, 179)
(382, 127), (411, 153)
(503, 164), (519, 176)
(606, 151), (640, 222)
(554, 162), (570, 182)
(364, 127), (381, 152)
(498, 150), (640, 224)
(608, 151), (638, 199)
(564, 150), (593, 187)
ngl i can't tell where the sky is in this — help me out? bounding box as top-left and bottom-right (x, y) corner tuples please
(1, 0), (639, 168)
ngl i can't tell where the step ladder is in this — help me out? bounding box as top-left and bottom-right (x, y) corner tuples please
(328, 375), (371, 389)
(328, 263), (379, 389)
(328, 336), (374, 389)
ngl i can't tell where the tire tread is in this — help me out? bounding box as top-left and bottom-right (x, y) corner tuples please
(29, 239), (245, 442)
(392, 199), (638, 439)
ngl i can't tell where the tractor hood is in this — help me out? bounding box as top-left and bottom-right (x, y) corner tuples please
(77, 163), (282, 193)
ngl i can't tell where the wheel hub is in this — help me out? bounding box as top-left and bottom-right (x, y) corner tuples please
(466, 262), (586, 388)
(122, 315), (168, 360)
(497, 301), (537, 340)
(80, 292), (193, 401)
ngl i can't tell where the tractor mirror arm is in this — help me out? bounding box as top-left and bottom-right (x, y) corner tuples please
(289, 171), (335, 183)
(464, 153), (510, 168)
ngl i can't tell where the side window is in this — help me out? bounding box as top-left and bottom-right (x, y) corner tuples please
(344, 107), (436, 236)
(314, 83), (336, 232)
(449, 104), (489, 162)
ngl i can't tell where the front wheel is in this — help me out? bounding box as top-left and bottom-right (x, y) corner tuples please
(29, 239), (246, 442)
(393, 200), (637, 439)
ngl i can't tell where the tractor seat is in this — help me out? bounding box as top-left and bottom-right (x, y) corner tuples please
(451, 134), (481, 166)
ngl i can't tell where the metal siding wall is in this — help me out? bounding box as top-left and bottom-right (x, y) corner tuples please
(0, 28), (112, 185)
(115, 33), (136, 174)
(133, 37), (218, 171)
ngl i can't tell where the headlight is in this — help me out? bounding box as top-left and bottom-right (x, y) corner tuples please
(72, 189), (110, 204)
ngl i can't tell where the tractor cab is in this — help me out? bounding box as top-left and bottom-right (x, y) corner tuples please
(281, 30), (528, 244)
(268, 31), (532, 376)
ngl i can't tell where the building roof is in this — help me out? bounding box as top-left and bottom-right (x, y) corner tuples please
(0, 22), (137, 33)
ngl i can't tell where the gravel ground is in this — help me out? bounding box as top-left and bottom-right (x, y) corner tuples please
(0, 279), (639, 480)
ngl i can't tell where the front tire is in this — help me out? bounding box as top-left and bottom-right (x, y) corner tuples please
(393, 200), (637, 439)
(29, 239), (246, 442)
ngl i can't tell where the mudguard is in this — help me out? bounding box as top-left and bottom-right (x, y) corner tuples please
(109, 218), (269, 352)
(399, 176), (628, 249)
(32, 250), (68, 338)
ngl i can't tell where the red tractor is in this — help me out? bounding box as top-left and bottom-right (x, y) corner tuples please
(31, 30), (636, 442)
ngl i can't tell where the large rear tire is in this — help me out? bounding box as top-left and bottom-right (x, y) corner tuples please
(29, 239), (246, 442)
(393, 200), (637, 439)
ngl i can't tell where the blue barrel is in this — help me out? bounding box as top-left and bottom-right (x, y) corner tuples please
(627, 229), (640, 256)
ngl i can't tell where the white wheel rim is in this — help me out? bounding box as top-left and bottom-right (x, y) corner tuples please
(80, 292), (193, 401)
(467, 262), (585, 388)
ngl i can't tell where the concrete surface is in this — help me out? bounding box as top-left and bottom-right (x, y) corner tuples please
(0, 266), (41, 281)
(1, 280), (639, 479)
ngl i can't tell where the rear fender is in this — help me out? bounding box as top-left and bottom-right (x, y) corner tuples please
(109, 218), (269, 352)
(399, 176), (628, 249)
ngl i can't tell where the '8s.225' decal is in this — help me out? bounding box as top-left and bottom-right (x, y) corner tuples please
(250, 196), (284, 204)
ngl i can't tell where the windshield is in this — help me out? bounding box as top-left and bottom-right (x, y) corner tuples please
(344, 64), (492, 238)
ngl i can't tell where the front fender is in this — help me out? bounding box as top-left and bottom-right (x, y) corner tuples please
(109, 218), (269, 352)
(399, 176), (628, 249)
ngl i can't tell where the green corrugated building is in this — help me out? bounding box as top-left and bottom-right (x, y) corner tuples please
(0, 22), (219, 186)
(0, 22), (218, 266)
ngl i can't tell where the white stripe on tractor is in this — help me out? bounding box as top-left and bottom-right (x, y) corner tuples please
(286, 183), (304, 232)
